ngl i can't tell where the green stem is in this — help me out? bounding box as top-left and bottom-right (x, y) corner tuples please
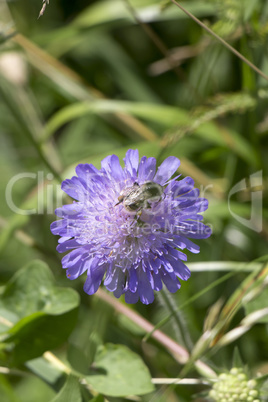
(159, 287), (193, 352)
(143, 271), (235, 342)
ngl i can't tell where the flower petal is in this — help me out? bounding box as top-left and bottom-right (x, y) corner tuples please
(61, 177), (87, 201)
(125, 289), (139, 304)
(154, 156), (180, 185)
(127, 268), (138, 293)
(138, 269), (154, 304)
(124, 149), (139, 177)
(172, 260), (191, 281)
(56, 239), (81, 253)
(84, 261), (106, 295)
(101, 154), (125, 184)
(138, 157), (156, 182)
(55, 203), (83, 218)
(50, 219), (67, 236)
(195, 198), (209, 212)
(171, 176), (194, 197)
(104, 264), (121, 291)
(161, 271), (181, 293)
(152, 272), (162, 291)
(66, 258), (89, 280)
(75, 163), (99, 183)
(113, 270), (126, 298)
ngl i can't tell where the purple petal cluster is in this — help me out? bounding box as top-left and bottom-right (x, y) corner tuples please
(51, 150), (211, 304)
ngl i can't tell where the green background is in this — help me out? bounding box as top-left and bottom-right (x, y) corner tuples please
(0, 0), (268, 401)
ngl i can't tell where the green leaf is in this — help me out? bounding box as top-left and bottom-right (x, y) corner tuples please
(85, 343), (154, 396)
(50, 375), (82, 402)
(67, 343), (96, 376)
(0, 260), (79, 319)
(89, 395), (104, 402)
(0, 260), (80, 364)
(26, 357), (64, 387)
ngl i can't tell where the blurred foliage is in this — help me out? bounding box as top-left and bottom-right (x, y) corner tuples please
(0, 0), (268, 401)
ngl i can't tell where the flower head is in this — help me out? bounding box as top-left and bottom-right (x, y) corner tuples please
(51, 150), (211, 304)
(209, 368), (260, 402)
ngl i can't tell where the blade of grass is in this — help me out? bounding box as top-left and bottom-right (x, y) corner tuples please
(13, 34), (157, 142)
(178, 265), (268, 376)
(170, 0), (268, 82)
(162, 92), (258, 167)
(0, 77), (62, 183)
(41, 95), (257, 166)
(216, 262), (268, 336)
(143, 261), (263, 343)
(123, 0), (204, 102)
(41, 100), (186, 142)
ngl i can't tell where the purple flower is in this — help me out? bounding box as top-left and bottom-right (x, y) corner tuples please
(51, 150), (211, 304)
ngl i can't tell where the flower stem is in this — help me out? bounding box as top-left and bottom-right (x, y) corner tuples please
(158, 287), (193, 352)
(96, 288), (217, 378)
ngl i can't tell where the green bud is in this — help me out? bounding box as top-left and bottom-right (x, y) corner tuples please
(209, 367), (260, 402)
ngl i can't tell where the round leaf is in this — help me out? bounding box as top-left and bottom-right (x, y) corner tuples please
(86, 343), (154, 396)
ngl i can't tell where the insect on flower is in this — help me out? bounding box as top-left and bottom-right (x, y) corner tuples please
(51, 149), (211, 304)
(115, 181), (164, 212)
